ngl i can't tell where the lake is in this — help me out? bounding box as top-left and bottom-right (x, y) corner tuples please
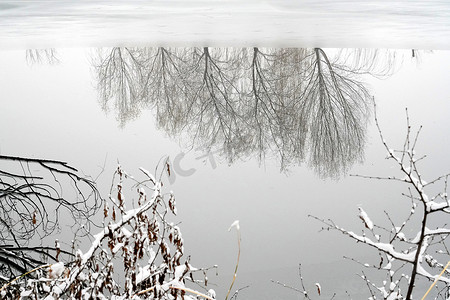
(1, 2), (450, 299)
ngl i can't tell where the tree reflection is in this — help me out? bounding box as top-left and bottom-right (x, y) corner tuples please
(26, 49), (60, 65)
(301, 48), (369, 176)
(93, 47), (394, 178)
(94, 48), (146, 125)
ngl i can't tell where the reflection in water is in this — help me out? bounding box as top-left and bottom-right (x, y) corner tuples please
(93, 47), (395, 178)
(26, 48), (59, 66)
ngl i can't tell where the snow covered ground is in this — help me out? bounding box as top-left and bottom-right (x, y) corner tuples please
(0, 0), (450, 49)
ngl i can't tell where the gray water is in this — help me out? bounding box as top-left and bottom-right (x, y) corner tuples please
(1, 2), (450, 299)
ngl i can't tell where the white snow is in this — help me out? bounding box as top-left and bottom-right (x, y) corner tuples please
(424, 254), (438, 267)
(207, 289), (216, 299)
(149, 248), (156, 263)
(409, 175), (424, 192)
(411, 227), (450, 243)
(48, 262), (65, 279)
(20, 289), (33, 297)
(112, 242), (124, 254)
(396, 232), (406, 241)
(121, 227), (132, 238)
(62, 182), (160, 294)
(426, 200), (449, 212)
(228, 220), (240, 231)
(2, 1), (449, 50)
(416, 263), (450, 284)
(358, 207), (374, 230)
(174, 264), (187, 281)
(345, 231), (416, 262)
(136, 265), (151, 285)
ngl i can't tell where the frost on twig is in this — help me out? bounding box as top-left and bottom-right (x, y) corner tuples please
(0, 164), (216, 299)
(311, 106), (450, 299)
(272, 263), (335, 299)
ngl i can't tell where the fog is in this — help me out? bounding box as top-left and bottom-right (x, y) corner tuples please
(1, 1), (450, 299)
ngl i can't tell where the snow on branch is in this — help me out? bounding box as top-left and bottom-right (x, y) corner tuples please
(310, 215), (416, 264)
(0, 164), (216, 299)
(310, 104), (450, 299)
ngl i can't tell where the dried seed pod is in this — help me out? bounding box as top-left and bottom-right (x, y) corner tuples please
(118, 184), (123, 206)
(169, 193), (177, 215)
(55, 239), (61, 261)
(315, 283), (321, 295)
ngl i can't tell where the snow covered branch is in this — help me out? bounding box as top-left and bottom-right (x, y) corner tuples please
(0, 164), (216, 299)
(311, 106), (450, 299)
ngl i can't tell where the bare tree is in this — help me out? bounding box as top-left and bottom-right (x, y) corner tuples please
(0, 155), (101, 281)
(311, 107), (450, 299)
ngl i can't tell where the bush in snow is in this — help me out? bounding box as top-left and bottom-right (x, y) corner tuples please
(0, 164), (216, 299)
